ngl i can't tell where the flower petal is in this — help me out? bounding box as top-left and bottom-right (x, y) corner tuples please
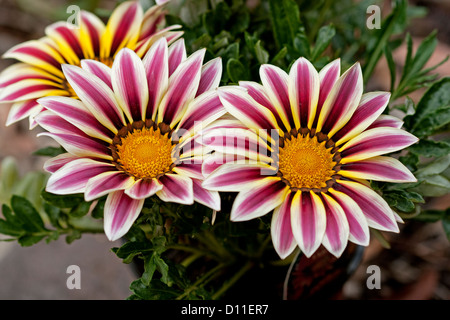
(339, 127), (419, 163)
(85, 171), (136, 201)
(0, 78), (65, 102)
(158, 49), (205, 126)
(142, 37), (169, 121)
(192, 178), (221, 211)
(46, 158), (115, 195)
(202, 162), (277, 192)
(196, 57), (222, 96)
(315, 59), (341, 126)
(80, 59), (112, 89)
(340, 156), (417, 183)
(0, 63), (61, 89)
(230, 177), (289, 221)
(79, 11), (105, 59)
(62, 64), (126, 133)
(111, 48), (149, 122)
(167, 38), (187, 76)
(333, 179), (399, 232)
(172, 163), (204, 180)
(43, 153), (79, 173)
(45, 22), (83, 65)
(6, 100), (41, 126)
(37, 96), (113, 142)
(104, 190), (144, 241)
(316, 63), (363, 137)
(328, 189), (370, 246)
(332, 91), (391, 146)
(290, 191), (326, 258)
(321, 193), (350, 258)
(271, 192), (297, 259)
(260, 64), (293, 131)
(367, 114), (404, 129)
(125, 178), (163, 200)
(289, 57), (320, 129)
(100, 1), (143, 58)
(156, 173), (194, 205)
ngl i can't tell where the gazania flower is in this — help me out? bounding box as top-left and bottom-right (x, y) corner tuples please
(0, 0), (182, 128)
(201, 58), (418, 259)
(34, 38), (225, 241)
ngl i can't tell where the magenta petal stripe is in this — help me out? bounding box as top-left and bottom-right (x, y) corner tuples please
(142, 37), (169, 121)
(125, 178), (163, 200)
(290, 191), (326, 258)
(328, 189), (370, 246)
(0, 79), (65, 102)
(339, 127), (419, 163)
(289, 57), (320, 129)
(112, 48), (149, 122)
(196, 57), (222, 97)
(340, 156), (417, 183)
(0, 63), (61, 89)
(316, 63), (363, 137)
(6, 100), (41, 126)
(367, 114), (404, 130)
(158, 49), (205, 126)
(314, 59), (341, 127)
(43, 153), (79, 173)
(321, 193), (350, 258)
(104, 190), (145, 241)
(271, 192), (297, 259)
(79, 11), (105, 59)
(192, 178), (221, 211)
(260, 64), (293, 131)
(157, 174), (194, 205)
(172, 163), (204, 180)
(85, 171), (135, 201)
(203, 163), (277, 192)
(46, 158), (115, 195)
(62, 64), (126, 133)
(80, 60), (112, 89)
(230, 177), (289, 222)
(168, 38), (187, 76)
(332, 92), (391, 145)
(45, 22), (84, 65)
(333, 179), (399, 232)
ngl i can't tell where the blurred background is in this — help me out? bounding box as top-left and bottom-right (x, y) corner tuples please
(0, 0), (448, 299)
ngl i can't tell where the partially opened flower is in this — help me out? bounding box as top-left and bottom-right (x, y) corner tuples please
(35, 38), (225, 241)
(201, 58), (418, 259)
(0, 0), (182, 128)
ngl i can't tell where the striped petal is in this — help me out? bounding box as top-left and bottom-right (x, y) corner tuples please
(0, 78), (65, 102)
(111, 48), (149, 122)
(316, 63), (363, 137)
(332, 92), (391, 146)
(45, 22), (83, 65)
(339, 127), (419, 163)
(85, 171), (135, 201)
(192, 178), (221, 211)
(142, 37), (169, 121)
(104, 190), (145, 241)
(260, 64), (292, 131)
(80, 60), (112, 89)
(125, 178), (163, 200)
(271, 192), (297, 259)
(37, 96), (113, 142)
(340, 156), (417, 183)
(289, 57), (320, 129)
(6, 100), (41, 126)
(100, 1), (143, 58)
(328, 189), (370, 246)
(138, 3), (166, 42)
(158, 49), (205, 126)
(367, 114), (404, 129)
(217, 86), (279, 131)
(230, 177), (289, 221)
(3, 39), (65, 78)
(290, 191), (326, 258)
(156, 173), (194, 205)
(62, 64), (125, 133)
(46, 158), (115, 195)
(333, 179), (399, 232)
(0, 63), (61, 89)
(314, 58), (341, 126)
(202, 162), (277, 192)
(196, 57), (222, 96)
(172, 163), (204, 180)
(79, 11), (105, 59)
(168, 38), (187, 76)
(43, 153), (79, 173)
(321, 193), (350, 258)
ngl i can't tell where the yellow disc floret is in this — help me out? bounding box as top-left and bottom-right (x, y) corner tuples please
(278, 134), (336, 189)
(116, 126), (174, 179)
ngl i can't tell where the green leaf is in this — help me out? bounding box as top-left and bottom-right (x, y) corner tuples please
(254, 40), (269, 64)
(415, 154), (450, 178)
(129, 279), (180, 300)
(311, 24), (335, 60)
(18, 235), (45, 247)
(11, 195), (46, 233)
(113, 241), (154, 263)
(33, 146), (66, 157)
(268, 0), (301, 50)
(226, 58), (246, 83)
(384, 44), (396, 93)
(65, 230), (82, 244)
(0, 205), (24, 237)
(69, 201), (92, 218)
(409, 139), (450, 158)
(41, 190), (84, 209)
(411, 105), (450, 138)
(410, 174), (450, 197)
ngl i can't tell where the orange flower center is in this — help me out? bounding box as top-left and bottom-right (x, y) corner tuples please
(278, 133), (337, 190)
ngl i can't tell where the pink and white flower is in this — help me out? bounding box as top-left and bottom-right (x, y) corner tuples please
(201, 58), (418, 259)
(35, 38), (225, 241)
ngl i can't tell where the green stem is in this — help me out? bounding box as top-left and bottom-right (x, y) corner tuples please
(212, 260), (254, 300)
(176, 263), (226, 300)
